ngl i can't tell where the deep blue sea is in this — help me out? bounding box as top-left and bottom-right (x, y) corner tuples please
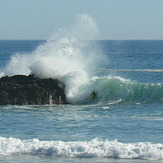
(0, 40), (163, 163)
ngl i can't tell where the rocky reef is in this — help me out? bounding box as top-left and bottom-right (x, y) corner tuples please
(0, 75), (69, 105)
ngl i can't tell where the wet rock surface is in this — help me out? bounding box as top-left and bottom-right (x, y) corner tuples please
(0, 75), (68, 105)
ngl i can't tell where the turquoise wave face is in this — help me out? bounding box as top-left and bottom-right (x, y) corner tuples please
(78, 77), (163, 105)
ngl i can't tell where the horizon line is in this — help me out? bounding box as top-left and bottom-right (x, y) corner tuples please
(1, 39), (163, 41)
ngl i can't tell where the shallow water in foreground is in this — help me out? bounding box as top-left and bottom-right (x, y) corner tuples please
(0, 102), (163, 162)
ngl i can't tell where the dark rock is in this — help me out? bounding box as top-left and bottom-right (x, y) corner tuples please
(0, 75), (69, 105)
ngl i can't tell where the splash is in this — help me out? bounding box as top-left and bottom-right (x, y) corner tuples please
(3, 14), (107, 103)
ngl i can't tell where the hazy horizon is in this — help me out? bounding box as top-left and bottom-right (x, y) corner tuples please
(1, 0), (163, 40)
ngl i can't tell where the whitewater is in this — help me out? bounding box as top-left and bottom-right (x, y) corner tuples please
(0, 14), (163, 163)
(0, 137), (163, 160)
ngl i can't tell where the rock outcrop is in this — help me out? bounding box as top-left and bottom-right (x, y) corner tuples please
(0, 75), (69, 105)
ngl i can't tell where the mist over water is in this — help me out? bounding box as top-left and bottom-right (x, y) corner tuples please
(3, 14), (107, 103)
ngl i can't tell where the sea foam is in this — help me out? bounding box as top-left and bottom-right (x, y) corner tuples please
(0, 137), (163, 160)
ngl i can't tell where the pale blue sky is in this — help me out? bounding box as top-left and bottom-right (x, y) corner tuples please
(1, 0), (163, 40)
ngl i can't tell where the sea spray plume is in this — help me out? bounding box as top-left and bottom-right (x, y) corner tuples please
(49, 14), (99, 41)
(4, 53), (33, 76)
(3, 14), (107, 103)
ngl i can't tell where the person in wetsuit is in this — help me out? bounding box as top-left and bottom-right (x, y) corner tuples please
(89, 91), (97, 98)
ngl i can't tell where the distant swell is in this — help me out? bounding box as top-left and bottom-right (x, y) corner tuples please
(0, 137), (163, 160)
(76, 76), (163, 105)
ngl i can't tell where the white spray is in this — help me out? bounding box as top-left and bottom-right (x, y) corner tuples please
(3, 14), (107, 103)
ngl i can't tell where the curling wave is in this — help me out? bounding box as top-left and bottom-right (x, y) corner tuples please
(0, 137), (163, 160)
(75, 76), (163, 104)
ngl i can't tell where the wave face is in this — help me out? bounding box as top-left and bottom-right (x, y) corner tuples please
(0, 137), (163, 160)
(74, 76), (163, 104)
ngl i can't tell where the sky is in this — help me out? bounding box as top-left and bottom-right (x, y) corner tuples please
(1, 0), (163, 40)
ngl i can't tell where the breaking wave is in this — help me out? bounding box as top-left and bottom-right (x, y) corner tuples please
(0, 137), (163, 160)
(74, 76), (163, 104)
(2, 14), (107, 104)
(1, 14), (162, 105)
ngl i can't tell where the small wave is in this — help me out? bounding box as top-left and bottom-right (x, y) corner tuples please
(0, 137), (163, 160)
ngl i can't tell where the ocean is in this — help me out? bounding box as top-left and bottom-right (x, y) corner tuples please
(0, 15), (163, 163)
(0, 39), (162, 163)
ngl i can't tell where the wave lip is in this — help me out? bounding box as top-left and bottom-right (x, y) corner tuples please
(0, 137), (163, 160)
